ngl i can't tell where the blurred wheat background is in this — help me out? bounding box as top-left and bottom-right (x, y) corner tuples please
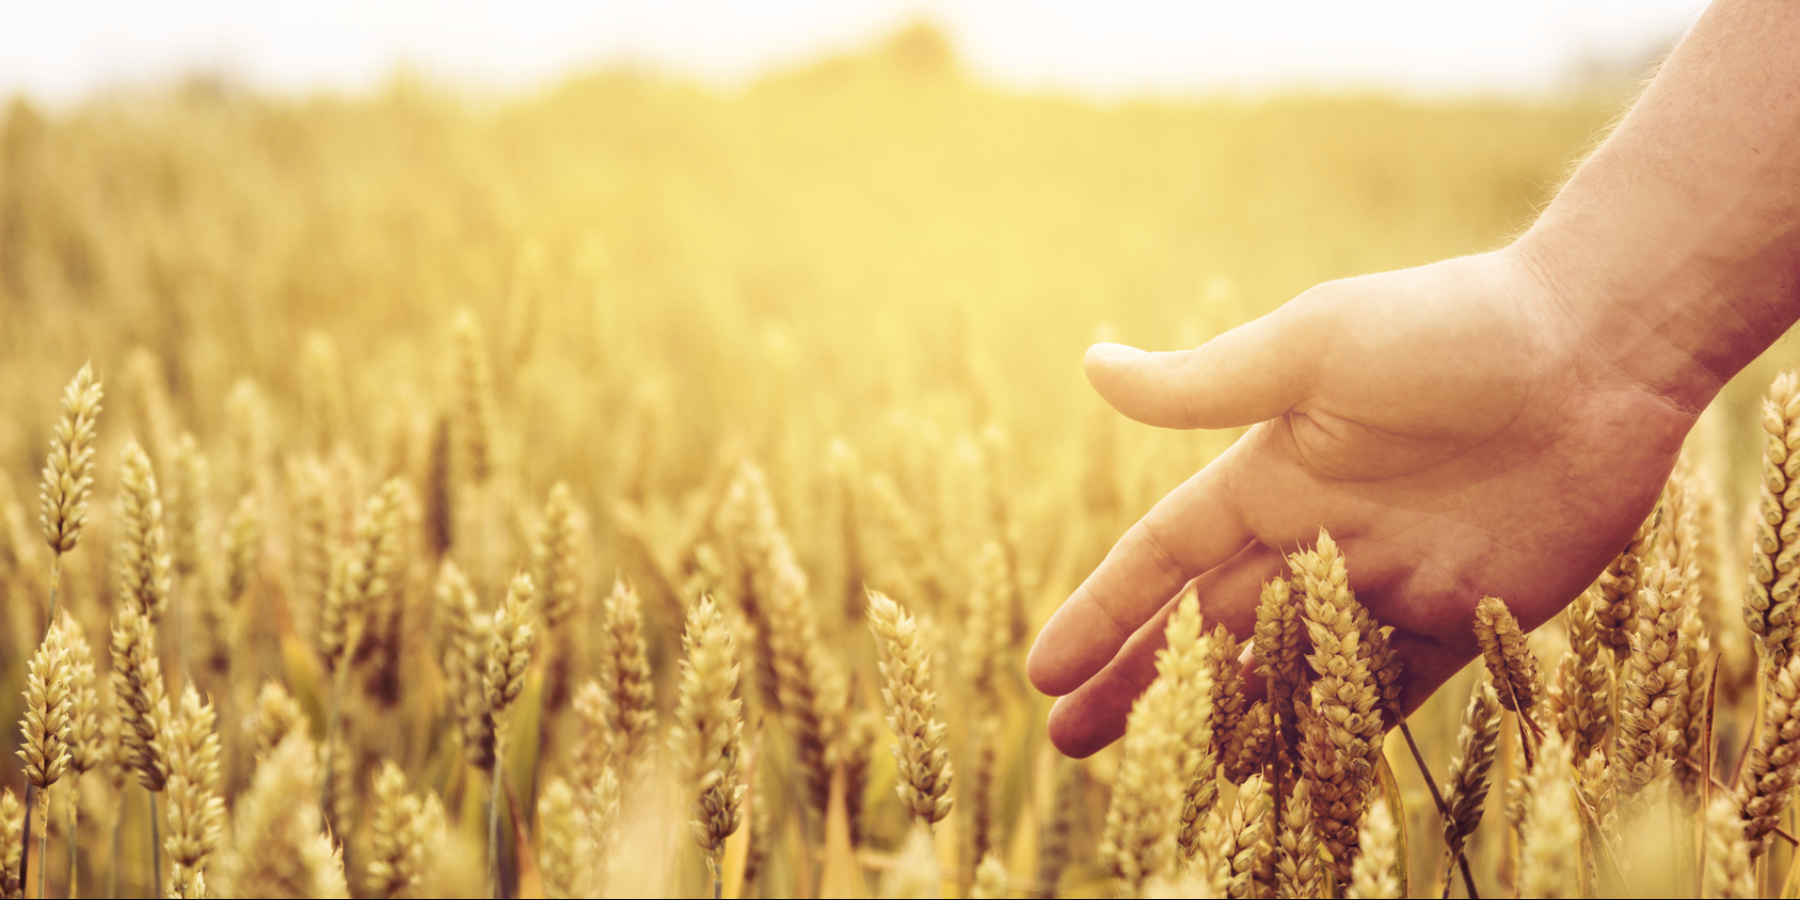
(4, 14), (1800, 900)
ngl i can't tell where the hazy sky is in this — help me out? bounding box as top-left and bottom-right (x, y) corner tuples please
(1, 0), (1710, 104)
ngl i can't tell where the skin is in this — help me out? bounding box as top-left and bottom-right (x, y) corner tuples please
(1028, 0), (1800, 758)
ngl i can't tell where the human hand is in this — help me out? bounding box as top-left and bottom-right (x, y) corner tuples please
(1027, 246), (1702, 757)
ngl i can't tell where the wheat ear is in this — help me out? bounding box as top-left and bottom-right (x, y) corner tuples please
(1616, 562), (1690, 807)
(117, 440), (172, 623)
(18, 624), (72, 900)
(1739, 651), (1800, 858)
(532, 482), (584, 710)
(1705, 791), (1753, 899)
(1275, 775), (1321, 900)
(367, 760), (431, 899)
(1598, 507), (1659, 665)
(1549, 586), (1613, 762)
(159, 685), (223, 900)
(672, 596), (746, 899)
(1442, 675), (1501, 875)
(1346, 797), (1400, 899)
(868, 590), (954, 827)
(591, 578), (657, 781)
(1519, 732), (1580, 900)
(1291, 530), (1385, 884)
(215, 731), (343, 898)
(38, 363), (103, 632)
(482, 572), (536, 899)
(1101, 589), (1214, 895)
(1748, 371), (1800, 671)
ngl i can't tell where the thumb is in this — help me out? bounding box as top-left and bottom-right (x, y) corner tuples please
(1085, 303), (1322, 429)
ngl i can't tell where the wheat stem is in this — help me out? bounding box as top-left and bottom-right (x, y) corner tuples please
(36, 791), (47, 900)
(18, 787), (31, 900)
(488, 737), (506, 900)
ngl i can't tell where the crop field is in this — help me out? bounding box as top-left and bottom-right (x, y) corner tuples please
(4, 23), (1800, 900)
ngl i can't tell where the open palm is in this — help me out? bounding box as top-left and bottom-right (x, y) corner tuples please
(1028, 248), (1699, 757)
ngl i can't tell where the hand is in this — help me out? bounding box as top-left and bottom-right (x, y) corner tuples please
(1027, 246), (1700, 757)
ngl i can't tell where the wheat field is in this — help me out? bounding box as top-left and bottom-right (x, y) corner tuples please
(4, 23), (1800, 900)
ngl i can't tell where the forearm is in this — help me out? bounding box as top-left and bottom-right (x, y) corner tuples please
(1512, 0), (1800, 411)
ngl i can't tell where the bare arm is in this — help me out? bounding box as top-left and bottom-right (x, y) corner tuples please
(1028, 0), (1800, 757)
(1523, 0), (1800, 410)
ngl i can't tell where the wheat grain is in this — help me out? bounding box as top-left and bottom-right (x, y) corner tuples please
(1153, 589), (1218, 864)
(534, 481), (584, 710)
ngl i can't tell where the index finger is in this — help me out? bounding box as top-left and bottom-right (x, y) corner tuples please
(1027, 454), (1253, 697)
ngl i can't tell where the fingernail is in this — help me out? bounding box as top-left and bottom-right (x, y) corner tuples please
(1089, 342), (1145, 360)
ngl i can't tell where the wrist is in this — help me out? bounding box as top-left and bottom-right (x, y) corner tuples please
(1505, 219), (1786, 416)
